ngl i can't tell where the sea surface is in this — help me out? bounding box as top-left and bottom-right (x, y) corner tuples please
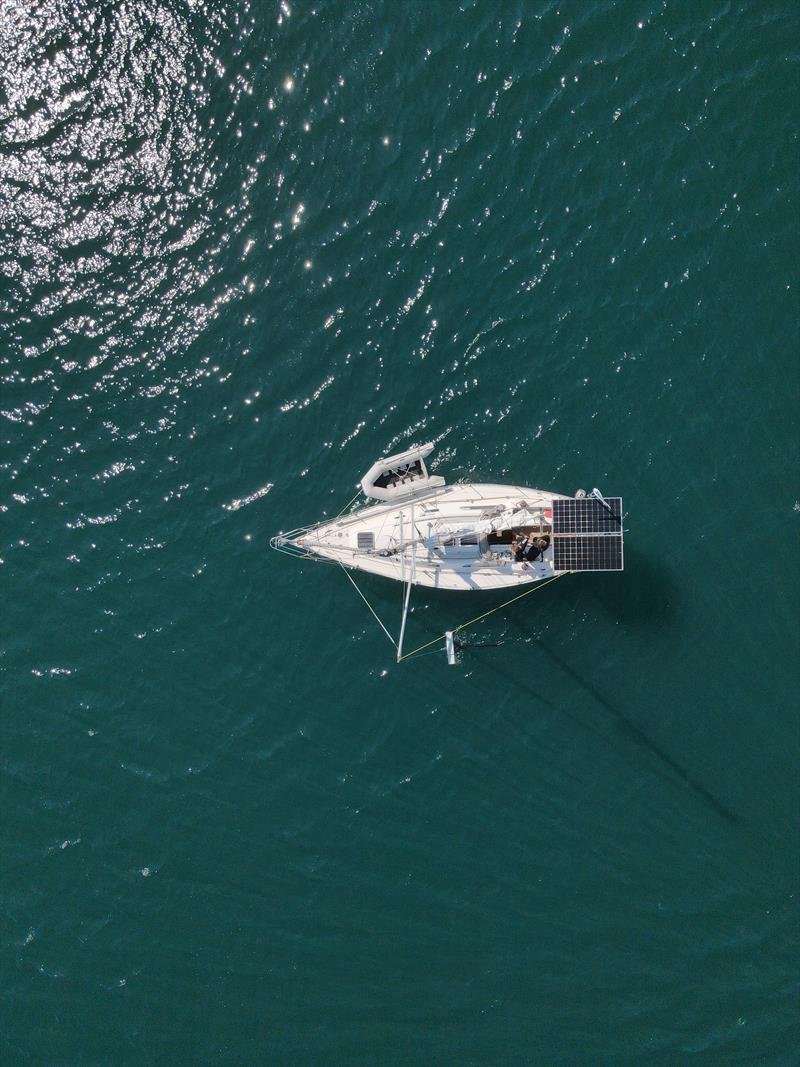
(1, 1), (798, 1064)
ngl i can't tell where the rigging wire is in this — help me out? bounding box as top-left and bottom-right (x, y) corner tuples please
(397, 572), (569, 662)
(338, 564), (397, 649)
(336, 490), (362, 518)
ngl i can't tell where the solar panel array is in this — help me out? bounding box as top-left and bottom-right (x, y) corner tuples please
(552, 497), (624, 572)
(552, 497), (622, 533)
(553, 535), (623, 572)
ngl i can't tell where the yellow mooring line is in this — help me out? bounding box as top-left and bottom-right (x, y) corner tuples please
(397, 572), (569, 662)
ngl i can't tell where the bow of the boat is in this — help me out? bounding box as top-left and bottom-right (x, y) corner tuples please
(269, 530), (313, 558)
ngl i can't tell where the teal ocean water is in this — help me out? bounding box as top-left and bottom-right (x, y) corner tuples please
(2, 1), (798, 1063)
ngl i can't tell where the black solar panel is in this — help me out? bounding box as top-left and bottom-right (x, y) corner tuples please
(552, 496), (622, 534)
(553, 535), (623, 572)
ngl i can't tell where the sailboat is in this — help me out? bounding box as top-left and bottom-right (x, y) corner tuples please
(270, 442), (624, 661)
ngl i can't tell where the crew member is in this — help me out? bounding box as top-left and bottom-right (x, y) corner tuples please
(525, 534), (551, 562)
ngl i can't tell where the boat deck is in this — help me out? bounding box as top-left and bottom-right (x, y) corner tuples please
(277, 482), (568, 591)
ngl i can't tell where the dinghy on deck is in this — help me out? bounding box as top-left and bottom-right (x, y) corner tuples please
(359, 442), (445, 502)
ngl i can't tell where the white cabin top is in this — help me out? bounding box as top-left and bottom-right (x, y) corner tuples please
(360, 442), (446, 501)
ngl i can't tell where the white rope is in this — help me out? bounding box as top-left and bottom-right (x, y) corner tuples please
(339, 564), (397, 649)
(336, 490), (362, 518)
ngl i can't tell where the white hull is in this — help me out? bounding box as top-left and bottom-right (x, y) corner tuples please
(275, 482), (569, 591)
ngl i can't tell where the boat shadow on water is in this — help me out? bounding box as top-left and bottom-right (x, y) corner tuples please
(558, 543), (679, 632)
(524, 637), (741, 828)
(421, 637), (741, 828)
(403, 548), (739, 828)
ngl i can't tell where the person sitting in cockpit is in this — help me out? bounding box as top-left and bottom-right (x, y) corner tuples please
(525, 534), (551, 562)
(512, 532), (528, 562)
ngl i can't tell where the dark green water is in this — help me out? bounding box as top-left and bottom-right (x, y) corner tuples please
(2, 1), (799, 1064)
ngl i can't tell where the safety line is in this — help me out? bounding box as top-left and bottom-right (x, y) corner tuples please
(397, 572), (569, 662)
(339, 564), (397, 649)
(336, 490), (362, 518)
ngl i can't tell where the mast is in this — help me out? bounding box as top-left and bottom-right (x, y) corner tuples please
(396, 503), (415, 662)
